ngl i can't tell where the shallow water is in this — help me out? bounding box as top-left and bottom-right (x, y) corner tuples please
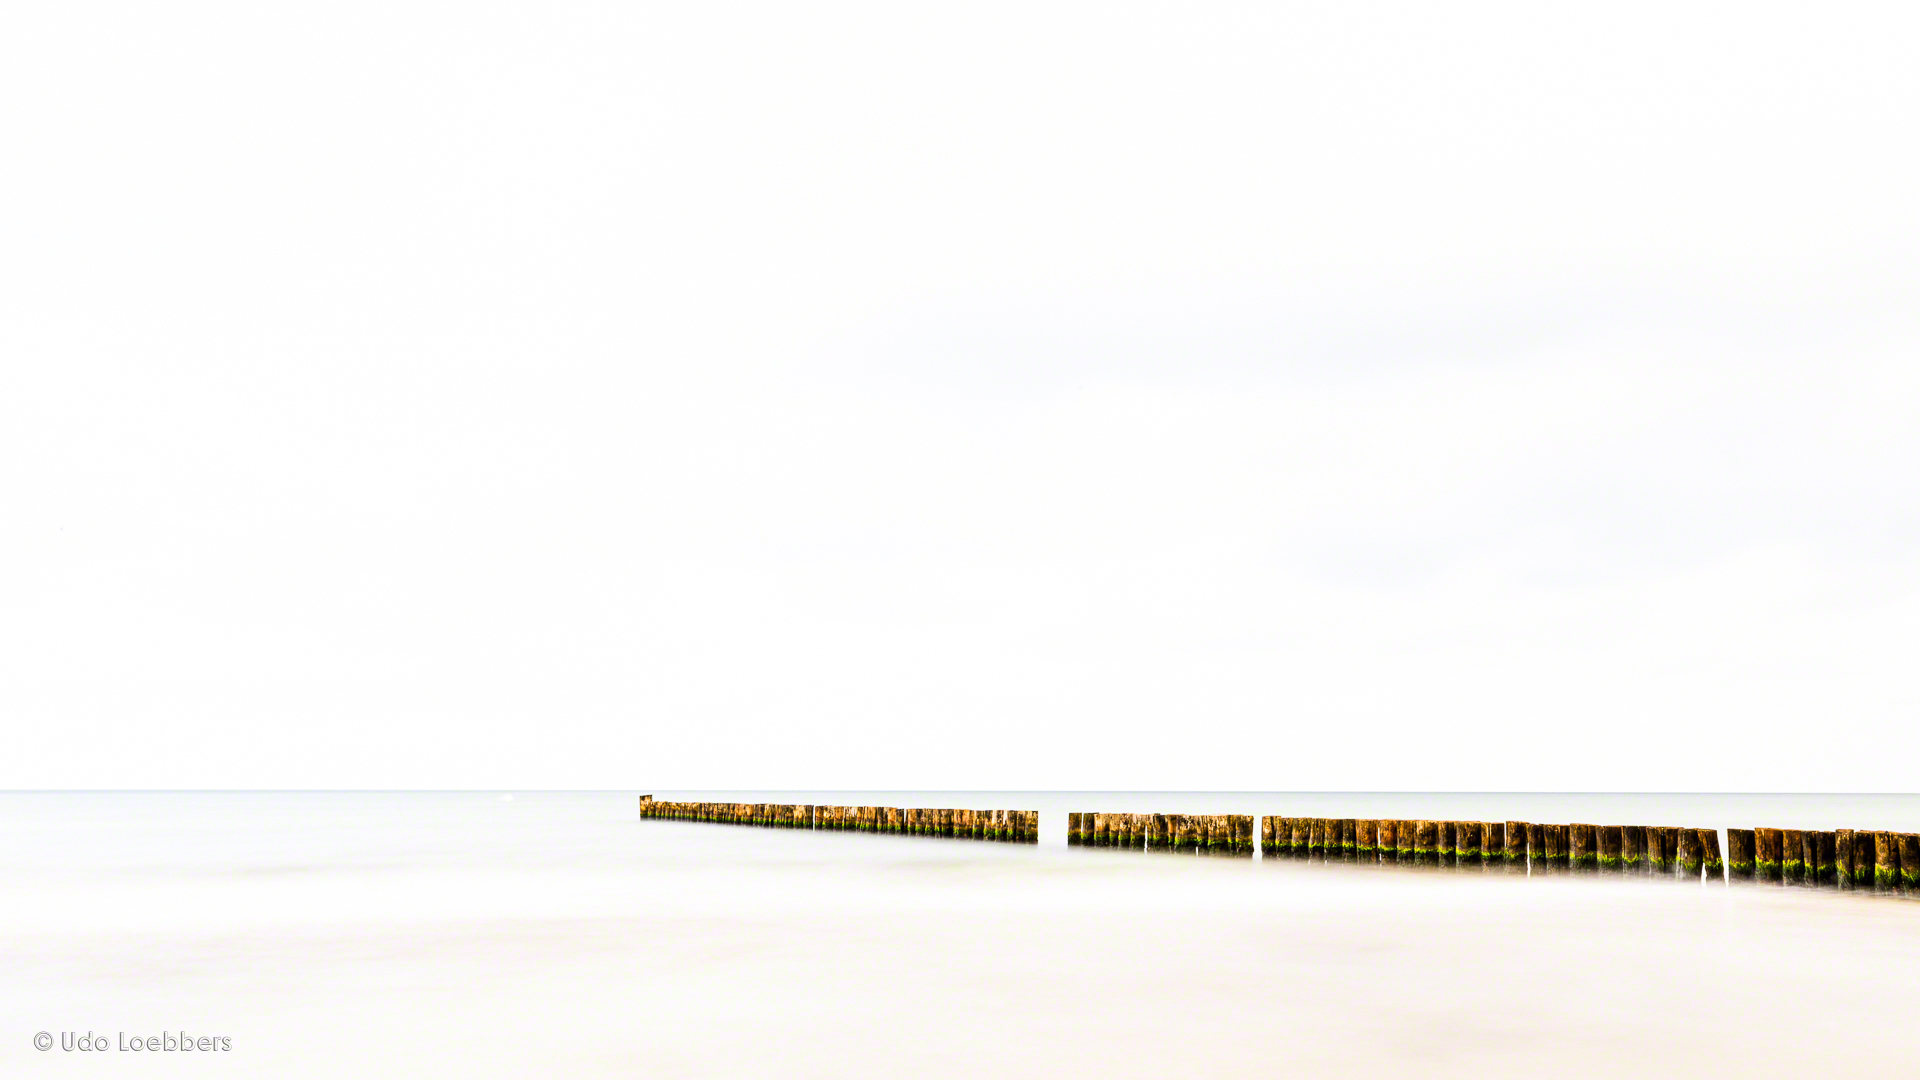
(3, 791), (1917, 1077)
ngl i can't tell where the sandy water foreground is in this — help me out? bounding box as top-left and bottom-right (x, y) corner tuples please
(5, 828), (1917, 1079)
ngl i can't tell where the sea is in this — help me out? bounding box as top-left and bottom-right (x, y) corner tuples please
(3, 791), (1917, 1078)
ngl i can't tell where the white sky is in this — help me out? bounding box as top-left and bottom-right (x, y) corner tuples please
(3, 3), (1917, 790)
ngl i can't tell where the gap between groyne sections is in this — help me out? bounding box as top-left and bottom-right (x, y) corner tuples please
(636, 796), (1037, 842)
(1072, 814), (1920, 894)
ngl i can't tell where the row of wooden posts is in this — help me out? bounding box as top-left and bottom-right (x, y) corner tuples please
(637, 796), (1039, 842)
(1072, 814), (1920, 890)
(1066, 813), (1257, 855)
(1726, 827), (1920, 888)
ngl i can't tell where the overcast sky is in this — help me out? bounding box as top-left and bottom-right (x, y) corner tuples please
(4, 3), (1917, 790)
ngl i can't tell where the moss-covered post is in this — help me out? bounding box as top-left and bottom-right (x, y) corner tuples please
(1726, 829), (1755, 880)
(1873, 832), (1899, 891)
(1568, 824), (1595, 873)
(1676, 828), (1703, 880)
(1307, 818), (1326, 859)
(1435, 821), (1455, 865)
(1502, 821), (1527, 871)
(1695, 829), (1722, 881)
(1382, 814), (1413, 857)
(1899, 834), (1920, 891)
(1415, 820), (1438, 864)
(1068, 812), (1083, 846)
(1455, 821), (1480, 867)
(1831, 829), (1854, 890)
(1596, 825), (1621, 872)
(1754, 828), (1781, 881)
(1780, 829), (1805, 882)
(1354, 820), (1375, 862)
(1623, 826), (1648, 873)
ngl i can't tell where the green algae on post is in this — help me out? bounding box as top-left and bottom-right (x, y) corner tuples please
(1753, 828), (1781, 881)
(1569, 824), (1596, 872)
(1676, 828), (1702, 880)
(1598, 825), (1622, 872)
(1873, 832), (1899, 890)
(1699, 829), (1724, 881)
(1782, 829), (1806, 882)
(1377, 819), (1399, 863)
(1727, 829), (1755, 880)
(1622, 826), (1647, 873)
(1456, 821), (1482, 866)
(1503, 821), (1528, 871)
(1414, 820), (1438, 863)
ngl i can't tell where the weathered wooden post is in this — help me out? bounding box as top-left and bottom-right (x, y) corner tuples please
(1873, 832), (1899, 891)
(1068, 812), (1083, 846)
(1504, 821), (1528, 871)
(1414, 820), (1438, 864)
(1832, 829), (1855, 890)
(1434, 821), (1455, 865)
(1307, 818), (1326, 859)
(1727, 829), (1756, 880)
(1457, 821), (1482, 867)
(1622, 826), (1648, 874)
(1597, 826), (1622, 872)
(1569, 824), (1596, 873)
(1811, 831), (1833, 884)
(1900, 834), (1920, 891)
(1697, 829), (1722, 881)
(1382, 814), (1413, 857)
(1356, 820), (1376, 862)
(1677, 829), (1703, 880)
(1781, 830), (1806, 882)
(1754, 828), (1782, 881)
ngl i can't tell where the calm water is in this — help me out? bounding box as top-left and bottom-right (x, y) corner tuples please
(3, 791), (1917, 1078)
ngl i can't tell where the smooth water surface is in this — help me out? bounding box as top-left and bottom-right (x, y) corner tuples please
(3, 791), (1917, 1078)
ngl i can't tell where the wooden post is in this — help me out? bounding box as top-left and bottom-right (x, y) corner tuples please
(1754, 828), (1781, 881)
(1504, 821), (1528, 871)
(1598, 825), (1622, 872)
(1308, 818), (1327, 859)
(1570, 824), (1596, 872)
(1356, 820), (1377, 862)
(1832, 829), (1855, 890)
(1853, 829), (1878, 888)
(1811, 830), (1833, 884)
(1377, 819), (1400, 864)
(1874, 832), (1899, 890)
(1335, 819), (1353, 860)
(1415, 820), (1438, 864)
(1699, 829), (1724, 881)
(1554, 825), (1574, 872)
(1396, 820), (1415, 863)
(1900, 834), (1920, 891)
(1677, 829), (1703, 880)
(1622, 826), (1647, 873)
(1437, 821), (1457, 865)
(1727, 829), (1755, 880)
(1068, 812), (1083, 846)
(1782, 830), (1806, 882)
(1457, 821), (1482, 866)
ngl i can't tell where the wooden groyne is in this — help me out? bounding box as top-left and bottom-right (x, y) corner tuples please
(1724, 826), (1917, 892)
(637, 796), (1037, 843)
(1065, 811), (1915, 897)
(1069, 812), (1254, 855)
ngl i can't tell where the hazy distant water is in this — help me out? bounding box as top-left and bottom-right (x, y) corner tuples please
(3, 791), (1917, 1078)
